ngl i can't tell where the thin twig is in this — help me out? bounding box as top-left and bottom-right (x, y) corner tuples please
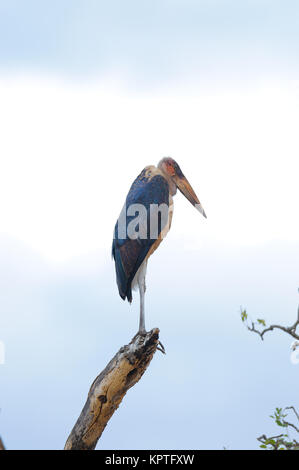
(286, 406), (299, 422)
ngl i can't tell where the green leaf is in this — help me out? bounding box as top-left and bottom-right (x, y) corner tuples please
(241, 310), (248, 322)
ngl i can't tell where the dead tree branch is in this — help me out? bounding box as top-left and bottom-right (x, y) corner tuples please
(64, 328), (163, 450)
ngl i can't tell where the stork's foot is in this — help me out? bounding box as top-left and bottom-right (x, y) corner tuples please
(136, 329), (166, 354)
(138, 328), (147, 336)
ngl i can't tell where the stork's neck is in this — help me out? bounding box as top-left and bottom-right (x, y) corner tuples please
(157, 163), (177, 196)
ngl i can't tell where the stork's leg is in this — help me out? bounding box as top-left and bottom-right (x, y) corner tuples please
(138, 264), (147, 334)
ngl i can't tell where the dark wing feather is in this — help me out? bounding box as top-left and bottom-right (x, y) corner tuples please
(112, 169), (169, 302)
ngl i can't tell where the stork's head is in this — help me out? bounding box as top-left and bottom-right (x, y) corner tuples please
(158, 157), (207, 218)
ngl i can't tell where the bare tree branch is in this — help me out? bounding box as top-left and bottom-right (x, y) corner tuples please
(283, 407), (299, 434)
(0, 437), (5, 450)
(247, 319), (299, 341)
(64, 328), (163, 450)
(241, 299), (299, 341)
(286, 406), (299, 422)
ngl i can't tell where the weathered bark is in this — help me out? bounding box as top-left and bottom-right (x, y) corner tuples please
(64, 328), (162, 450)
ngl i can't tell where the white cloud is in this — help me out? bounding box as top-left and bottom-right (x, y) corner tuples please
(0, 74), (298, 263)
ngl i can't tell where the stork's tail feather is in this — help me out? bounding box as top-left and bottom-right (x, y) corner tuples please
(112, 241), (132, 303)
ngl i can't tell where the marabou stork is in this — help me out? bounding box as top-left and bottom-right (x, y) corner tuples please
(112, 157), (206, 334)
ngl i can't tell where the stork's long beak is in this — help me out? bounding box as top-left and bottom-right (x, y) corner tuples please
(175, 174), (207, 218)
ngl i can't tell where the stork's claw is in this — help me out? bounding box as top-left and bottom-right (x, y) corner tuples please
(157, 340), (166, 354)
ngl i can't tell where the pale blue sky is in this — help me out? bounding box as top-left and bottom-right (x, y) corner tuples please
(0, 0), (299, 85)
(1, 235), (299, 449)
(0, 0), (299, 450)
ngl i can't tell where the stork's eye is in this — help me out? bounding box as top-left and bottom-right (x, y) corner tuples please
(167, 163), (175, 175)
